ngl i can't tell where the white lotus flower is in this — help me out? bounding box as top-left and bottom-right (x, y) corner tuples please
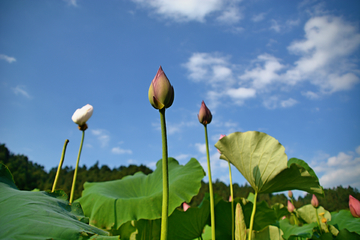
(72, 104), (93, 126)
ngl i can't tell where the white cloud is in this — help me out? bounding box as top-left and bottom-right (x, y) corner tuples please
(311, 147), (360, 189)
(111, 147), (132, 154)
(263, 96), (298, 109)
(285, 16), (360, 92)
(280, 98), (298, 108)
(216, 6), (242, 24)
(184, 15), (360, 109)
(183, 52), (233, 86)
(131, 0), (243, 23)
(252, 12), (266, 22)
(195, 143), (207, 154)
(91, 129), (110, 147)
(0, 54), (16, 63)
(226, 87), (256, 105)
(239, 54), (285, 89)
(302, 91), (320, 99)
(63, 0), (77, 7)
(270, 19), (281, 32)
(12, 85), (31, 99)
(132, 0), (223, 22)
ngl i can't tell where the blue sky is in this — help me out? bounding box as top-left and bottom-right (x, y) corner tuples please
(1, 0), (360, 195)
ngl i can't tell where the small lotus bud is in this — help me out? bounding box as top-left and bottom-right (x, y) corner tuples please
(148, 66), (174, 110)
(349, 195), (360, 218)
(229, 195), (232, 202)
(287, 200), (295, 213)
(183, 202), (190, 212)
(311, 194), (319, 208)
(198, 101), (212, 125)
(72, 104), (93, 129)
(288, 190), (293, 199)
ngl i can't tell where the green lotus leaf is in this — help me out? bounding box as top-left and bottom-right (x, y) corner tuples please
(279, 218), (317, 240)
(329, 210), (360, 235)
(261, 158), (324, 195)
(252, 225), (283, 240)
(112, 199), (210, 240)
(77, 157), (205, 232)
(335, 228), (360, 239)
(272, 203), (289, 220)
(215, 132), (323, 195)
(167, 199), (210, 240)
(297, 204), (330, 232)
(0, 163), (117, 240)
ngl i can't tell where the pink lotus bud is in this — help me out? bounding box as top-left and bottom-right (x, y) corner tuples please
(183, 202), (190, 212)
(198, 101), (212, 125)
(72, 104), (93, 130)
(229, 195), (232, 202)
(217, 134), (226, 153)
(349, 195), (360, 218)
(288, 190), (293, 199)
(282, 216), (286, 220)
(311, 194), (319, 208)
(148, 66), (174, 110)
(287, 200), (295, 213)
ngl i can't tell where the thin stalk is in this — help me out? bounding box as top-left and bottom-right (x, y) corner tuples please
(292, 213), (299, 226)
(52, 139), (69, 192)
(204, 125), (216, 240)
(315, 208), (323, 234)
(248, 191), (258, 240)
(228, 161), (234, 240)
(159, 108), (169, 240)
(69, 130), (85, 204)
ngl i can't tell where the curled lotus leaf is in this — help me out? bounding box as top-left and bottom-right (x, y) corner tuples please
(215, 131), (323, 195)
(77, 157), (205, 231)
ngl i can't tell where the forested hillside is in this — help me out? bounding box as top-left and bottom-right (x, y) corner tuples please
(1, 143), (358, 211)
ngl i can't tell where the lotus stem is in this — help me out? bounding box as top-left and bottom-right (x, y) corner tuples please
(160, 108), (169, 240)
(248, 191), (258, 240)
(229, 160), (234, 240)
(69, 130), (85, 204)
(52, 139), (69, 192)
(315, 208), (322, 234)
(204, 125), (216, 240)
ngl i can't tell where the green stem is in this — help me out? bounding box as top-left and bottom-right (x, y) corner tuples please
(69, 130), (85, 204)
(52, 139), (69, 192)
(315, 208), (322, 234)
(229, 161), (234, 240)
(248, 191), (258, 240)
(160, 108), (169, 240)
(204, 125), (216, 240)
(292, 213), (299, 226)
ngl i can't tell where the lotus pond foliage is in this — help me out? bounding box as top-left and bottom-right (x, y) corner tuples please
(1, 66), (359, 239)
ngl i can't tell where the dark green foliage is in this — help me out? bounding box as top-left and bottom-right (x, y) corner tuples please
(1, 143), (359, 210)
(0, 143), (153, 200)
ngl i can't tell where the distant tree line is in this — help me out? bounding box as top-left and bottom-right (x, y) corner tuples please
(1, 143), (359, 211)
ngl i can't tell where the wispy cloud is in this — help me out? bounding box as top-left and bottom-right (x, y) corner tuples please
(12, 85), (31, 99)
(310, 146), (360, 189)
(270, 19), (281, 32)
(0, 54), (16, 63)
(63, 0), (78, 7)
(131, 0), (242, 24)
(111, 147), (133, 154)
(252, 12), (266, 22)
(183, 15), (360, 109)
(91, 129), (110, 147)
(195, 143), (207, 154)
